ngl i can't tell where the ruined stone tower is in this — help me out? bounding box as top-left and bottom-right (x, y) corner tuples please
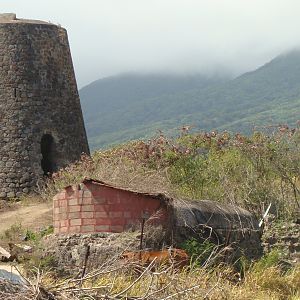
(0, 13), (90, 198)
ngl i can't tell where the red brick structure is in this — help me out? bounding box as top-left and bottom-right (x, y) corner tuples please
(53, 179), (170, 234)
(53, 180), (262, 260)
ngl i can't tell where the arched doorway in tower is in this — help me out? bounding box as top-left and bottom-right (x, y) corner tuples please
(41, 134), (57, 175)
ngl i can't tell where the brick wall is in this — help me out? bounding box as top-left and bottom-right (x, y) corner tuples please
(53, 181), (169, 234)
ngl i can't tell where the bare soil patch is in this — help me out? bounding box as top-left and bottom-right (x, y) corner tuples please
(0, 201), (53, 245)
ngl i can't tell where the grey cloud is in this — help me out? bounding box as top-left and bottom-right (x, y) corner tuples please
(2, 0), (300, 87)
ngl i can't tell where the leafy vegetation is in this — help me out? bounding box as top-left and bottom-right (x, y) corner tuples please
(40, 125), (300, 220)
(181, 238), (216, 267)
(24, 226), (54, 243)
(80, 51), (300, 149)
(1, 222), (53, 247)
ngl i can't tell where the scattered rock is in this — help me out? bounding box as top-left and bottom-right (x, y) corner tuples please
(0, 267), (24, 285)
(0, 246), (11, 262)
(262, 219), (300, 265)
(42, 232), (141, 275)
(8, 243), (32, 253)
(8, 243), (33, 262)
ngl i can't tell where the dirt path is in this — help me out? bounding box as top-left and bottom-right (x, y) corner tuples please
(0, 202), (53, 235)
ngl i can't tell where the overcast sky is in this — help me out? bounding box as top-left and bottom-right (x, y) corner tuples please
(2, 0), (300, 88)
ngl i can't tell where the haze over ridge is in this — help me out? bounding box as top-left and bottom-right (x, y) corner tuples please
(1, 0), (300, 87)
(80, 50), (300, 149)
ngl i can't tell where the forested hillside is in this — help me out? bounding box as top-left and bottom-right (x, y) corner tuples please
(80, 51), (300, 150)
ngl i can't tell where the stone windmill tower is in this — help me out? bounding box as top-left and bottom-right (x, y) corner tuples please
(0, 14), (90, 198)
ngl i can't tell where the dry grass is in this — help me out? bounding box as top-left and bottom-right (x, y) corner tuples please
(37, 145), (173, 201)
(2, 261), (299, 300)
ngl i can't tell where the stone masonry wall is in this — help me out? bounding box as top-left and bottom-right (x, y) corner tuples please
(0, 14), (89, 198)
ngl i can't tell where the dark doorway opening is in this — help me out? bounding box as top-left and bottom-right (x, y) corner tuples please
(41, 134), (56, 175)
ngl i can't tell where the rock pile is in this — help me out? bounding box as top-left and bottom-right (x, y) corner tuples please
(262, 217), (300, 265)
(43, 232), (141, 275)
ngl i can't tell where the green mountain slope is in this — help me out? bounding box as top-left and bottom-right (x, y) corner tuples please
(80, 73), (226, 148)
(80, 51), (300, 150)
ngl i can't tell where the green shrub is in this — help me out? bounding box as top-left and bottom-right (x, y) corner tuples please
(24, 225), (54, 244)
(181, 238), (215, 267)
(252, 249), (282, 273)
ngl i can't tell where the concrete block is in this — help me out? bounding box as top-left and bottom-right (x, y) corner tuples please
(69, 212), (80, 219)
(95, 211), (108, 218)
(68, 198), (78, 206)
(82, 205), (94, 212)
(70, 219), (81, 226)
(110, 225), (123, 232)
(109, 211), (122, 218)
(81, 211), (94, 218)
(95, 225), (110, 232)
(69, 205), (81, 212)
(81, 225), (95, 233)
(82, 218), (96, 225)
